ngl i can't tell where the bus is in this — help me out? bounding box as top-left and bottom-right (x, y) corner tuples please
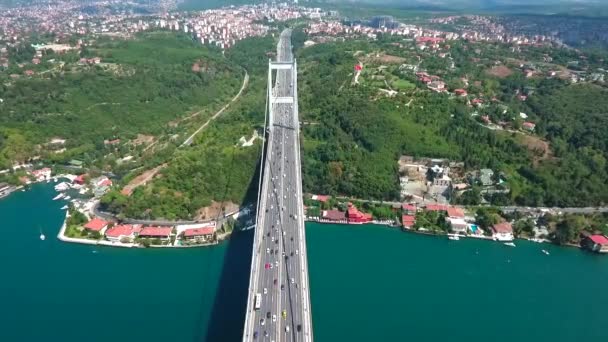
(254, 293), (262, 310)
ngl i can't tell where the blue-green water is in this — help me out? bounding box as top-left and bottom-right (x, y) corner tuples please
(2, 183), (608, 341)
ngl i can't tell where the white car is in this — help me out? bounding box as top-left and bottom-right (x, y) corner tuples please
(263, 288), (267, 295)
(295, 250), (299, 255)
(291, 278), (295, 284)
(285, 326), (290, 333)
(266, 248), (270, 254)
(272, 315), (277, 322)
(275, 261), (279, 267)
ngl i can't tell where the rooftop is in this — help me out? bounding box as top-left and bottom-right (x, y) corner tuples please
(83, 218), (108, 231)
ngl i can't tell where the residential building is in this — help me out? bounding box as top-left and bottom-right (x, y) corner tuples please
(179, 222), (216, 242)
(492, 222), (514, 241)
(402, 203), (417, 215)
(138, 226), (172, 240)
(402, 214), (416, 229)
(479, 169), (494, 186)
(321, 210), (347, 223)
(447, 206), (465, 219)
(582, 235), (608, 253)
(346, 203), (373, 224)
(105, 224), (141, 242)
(83, 218), (109, 234)
(448, 218), (468, 233)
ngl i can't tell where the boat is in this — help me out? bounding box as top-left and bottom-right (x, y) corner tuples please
(54, 182), (69, 191)
(448, 235), (460, 241)
(542, 249), (550, 255)
(52, 193), (65, 200)
(61, 205), (68, 210)
(40, 234), (45, 241)
(64, 195), (71, 200)
(504, 242), (516, 247)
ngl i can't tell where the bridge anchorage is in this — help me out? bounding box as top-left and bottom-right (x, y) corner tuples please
(242, 30), (313, 342)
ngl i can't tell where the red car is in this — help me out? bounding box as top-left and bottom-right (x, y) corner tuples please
(265, 263), (271, 269)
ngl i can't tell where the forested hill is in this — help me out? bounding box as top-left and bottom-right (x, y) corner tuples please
(296, 36), (608, 207)
(0, 31), (242, 169)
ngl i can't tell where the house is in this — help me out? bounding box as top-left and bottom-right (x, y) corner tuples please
(522, 122), (536, 131)
(311, 194), (330, 203)
(454, 88), (467, 97)
(492, 222), (514, 241)
(402, 203), (417, 215)
(321, 210), (346, 223)
(448, 218), (468, 233)
(180, 222), (216, 242)
(83, 218), (109, 234)
(479, 169), (494, 186)
(31, 167), (52, 181)
(447, 206), (465, 219)
(91, 176), (112, 196)
(346, 203), (373, 224)
(425, 204), (448, 212)
(24, 69), (34, 76)
(105, 224), (142, 242)
(73, 174), (87, 185)
(138, 226), (172, 240)
(402, 215), (416, 229)
(582, 235), (608, 253)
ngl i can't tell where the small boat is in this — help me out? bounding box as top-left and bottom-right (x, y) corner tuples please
(542, 249), (550, 255)
(61, 205), (68, 210)
(504, 242), (516, 247)
(64, 195), (71, 200)
(448, 235), (460, 241)
(52, 193), (65, 200)
(40, 234), (45, 241)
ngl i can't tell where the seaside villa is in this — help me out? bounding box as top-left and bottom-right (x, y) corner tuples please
(582, 235), (608, 254)
(492, 222), (514, 241)
(178, 222), (217, 243)
(83, 218), (109, 234)
(105, 224), (142, 242)
(138, 226), (172, 240)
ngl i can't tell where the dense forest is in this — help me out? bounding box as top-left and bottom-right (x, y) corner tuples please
(296, 35), (608, 207)
(100, 36), (277, 220)
(0, 31), (242, 169)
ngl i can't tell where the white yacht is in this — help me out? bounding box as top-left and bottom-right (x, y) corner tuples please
(52, 193), (65, 200)
(504, 242), (516, 247)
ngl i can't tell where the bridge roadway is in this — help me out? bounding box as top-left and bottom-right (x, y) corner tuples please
(242, 29), (313, 342)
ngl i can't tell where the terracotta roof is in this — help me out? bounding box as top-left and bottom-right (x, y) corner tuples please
(492, 222), (513, 233)
(589, 235), (608, 245)
(139, 226), (172, 237)
(322, 210), (346, 221)
(184, 227), (215, 237)
(447, 207), (465, 218)
(84, 218), (108, 231)
(105, 224), (140, 238)
(425, 204), (448, 212)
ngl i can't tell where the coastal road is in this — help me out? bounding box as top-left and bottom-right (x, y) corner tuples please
(243, 29), (313, 342)
(334, 196), (608, 214)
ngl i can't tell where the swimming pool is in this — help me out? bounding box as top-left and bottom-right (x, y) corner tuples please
(469, 224), (479, 233)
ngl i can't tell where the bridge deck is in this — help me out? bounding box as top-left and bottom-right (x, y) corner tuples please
(242, 29), (313, 342)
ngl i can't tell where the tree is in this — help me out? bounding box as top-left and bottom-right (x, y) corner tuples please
(554, 215), (585, 244)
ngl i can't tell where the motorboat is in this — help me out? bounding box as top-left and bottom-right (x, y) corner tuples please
(61, 205), (68, 210)
(52, 193), (65, 200)
(448, 235), (460, 241)
(40, 234), (45, 241)
(504, 242), (516, 247)
(64, 195), (71, 200)
(542, 249), (550, 255)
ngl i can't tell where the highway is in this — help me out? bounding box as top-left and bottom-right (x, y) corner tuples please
(242, 29), (313, 342)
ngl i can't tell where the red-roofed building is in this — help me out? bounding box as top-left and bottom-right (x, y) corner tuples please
(354, 64), (362, 71)
(84, 218), (109, 232)
(73, 174), (86, 185)
(347, 203), (372, 224)
(447, 207), (465, 218)
(492, 222), (514, 241)
(139, 226), (172, 239)
(312, 194), (330, 203)
(402, 203), (417, 215)
(322, 210), (346, 223)
(522, 122), (536, 131)
(425, 204), (448, 212)
(454, 89), (468, 97)
(582, 235), (608, 253)
(402, 215), (416, 229)
(105, 224), (141, 242)
(179, 222), (216, 242)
